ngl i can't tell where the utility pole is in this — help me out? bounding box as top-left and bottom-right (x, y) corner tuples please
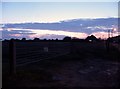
(108, 29), (111, 38)
(106, 29), (111, 52)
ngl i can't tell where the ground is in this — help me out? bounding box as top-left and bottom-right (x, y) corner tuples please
(2, 42), (120, 88)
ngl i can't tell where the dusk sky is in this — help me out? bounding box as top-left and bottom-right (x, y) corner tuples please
(0, 1), (119, 40)
(1, 2), (118, 23)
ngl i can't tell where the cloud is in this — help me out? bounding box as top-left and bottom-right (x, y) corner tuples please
(86, 26), (113, 31)
(91, 31), (118, 39)
(28, 29), (88, 39)
(1, 18), (118, 39)
(28, 34), (65, 40)
(1, 28), (88, 39)
(2, 29), (36, 39)
(3, 18), (118, 32)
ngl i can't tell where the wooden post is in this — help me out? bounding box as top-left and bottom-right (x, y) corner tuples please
(9, 40), (16, 75)
(70, 41), (73, 54)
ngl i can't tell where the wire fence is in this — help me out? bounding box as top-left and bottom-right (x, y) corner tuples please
(7, 41), (71, 74)
(15, 41), (71, 66)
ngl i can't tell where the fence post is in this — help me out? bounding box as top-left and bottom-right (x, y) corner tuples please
(106, 39), (110, 52)
(70, 41), (73, 53)
(9, 40), (16, 75)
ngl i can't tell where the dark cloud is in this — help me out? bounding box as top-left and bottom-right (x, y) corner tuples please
(4, 18), (117, 33)
(2, 30), (36, 39)
(1, 18), (118, 39)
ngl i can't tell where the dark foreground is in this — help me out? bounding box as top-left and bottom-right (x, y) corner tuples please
(2, 42), (120, 88)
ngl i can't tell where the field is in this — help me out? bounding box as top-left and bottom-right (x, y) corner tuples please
(2, 41), (120, 88)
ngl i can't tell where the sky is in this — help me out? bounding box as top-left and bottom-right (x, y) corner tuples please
(0, 1), (119, 39)
(1, 2), (118, 23)
(1, 0), (120, 2)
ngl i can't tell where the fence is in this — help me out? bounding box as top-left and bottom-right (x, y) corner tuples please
(8, 40), (71, 74)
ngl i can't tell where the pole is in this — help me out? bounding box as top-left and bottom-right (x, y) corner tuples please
(9, 40), (16, 75)
(108, 29), (110, 38)
(106, 29), (111, 52)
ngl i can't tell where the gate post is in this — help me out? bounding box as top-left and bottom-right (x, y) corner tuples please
(9, 40), (16, 75)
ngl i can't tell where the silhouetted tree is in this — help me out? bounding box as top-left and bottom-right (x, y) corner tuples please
(85, 35), (98, 42)
(15, 39), (20, 41)
(21, 38), (26, 41)
(44, 39), (47, 41)
(72, 37), (79, 39)
(34, 38), (40, 41)
(72, 37), (80, 41)
(3, 39), (8, 41)
(63, 36), (71, 41)
(109, 35), (120, 43)
(55, 38), (58, 41)
(10, 38), (15, 41)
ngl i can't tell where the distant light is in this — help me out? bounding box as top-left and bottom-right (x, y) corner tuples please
(113, 28), (117, 32)
(89, 40), (92, 42)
